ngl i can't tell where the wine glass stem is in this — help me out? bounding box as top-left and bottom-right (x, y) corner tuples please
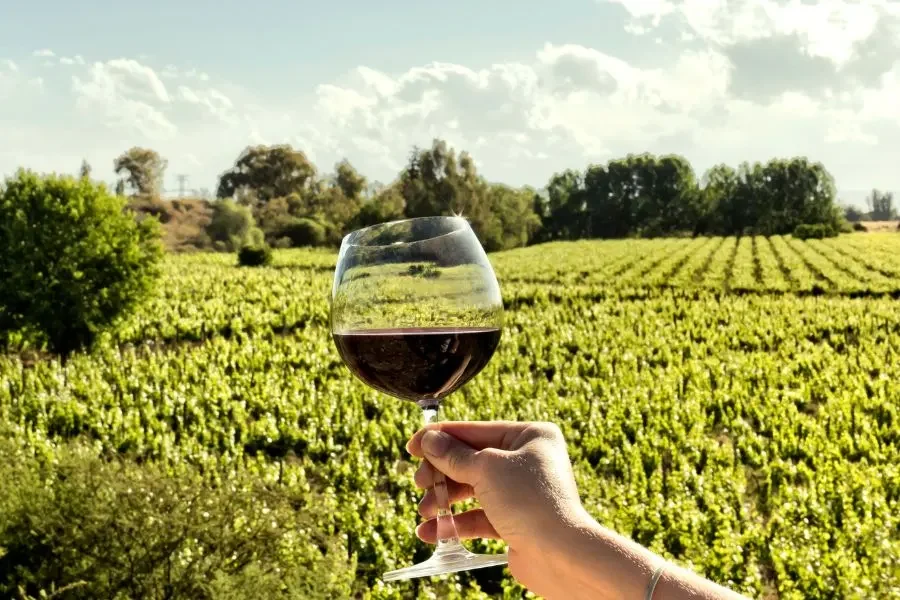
(422, 404), (464, 553)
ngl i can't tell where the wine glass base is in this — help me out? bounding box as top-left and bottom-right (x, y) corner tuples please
(382, 545), (509, 582)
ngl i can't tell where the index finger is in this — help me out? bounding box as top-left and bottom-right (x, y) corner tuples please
(406, 420), (533, 458)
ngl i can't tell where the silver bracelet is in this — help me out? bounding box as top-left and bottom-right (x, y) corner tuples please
(645, 564), (665, 600)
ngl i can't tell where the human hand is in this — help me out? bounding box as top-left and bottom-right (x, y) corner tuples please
(406, 421), (593, 594)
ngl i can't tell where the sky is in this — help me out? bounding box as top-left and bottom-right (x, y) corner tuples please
(1, 0), (899, 206)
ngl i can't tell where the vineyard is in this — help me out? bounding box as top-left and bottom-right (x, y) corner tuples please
(2, 234), (900, 599)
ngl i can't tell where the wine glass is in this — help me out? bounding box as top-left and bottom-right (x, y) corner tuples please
(330, 216), (507, 581)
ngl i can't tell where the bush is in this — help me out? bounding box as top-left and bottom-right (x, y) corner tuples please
(206, 200), (254, 251)
(0, 170), (163, 355)
(279, 218), (326, 247)
(844, 205), (865, 222)
(853, 222), (868, 232)
(273, 236), (293, 249)
(792, 223), (838, 240)
(0, 437), (355, 599)
(237, 244), (273, 267)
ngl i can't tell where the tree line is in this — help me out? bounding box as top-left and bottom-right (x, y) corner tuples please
(95, 139), (893, 252)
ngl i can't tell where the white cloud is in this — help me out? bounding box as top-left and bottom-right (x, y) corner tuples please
(72, 59), (176, 139)
(4, 60), (18, 73)
(606, 0), (899, 66)
(177, 85), (238, 124)
(1, 17), (899, 197)
(59, 55), (86, 67)
(32, 49), (55, 58)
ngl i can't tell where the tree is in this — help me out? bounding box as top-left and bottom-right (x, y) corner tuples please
(79, 159), (92, 180)
(478, 184), (542, 251)
(538, 169), (584, 241)
(400, 139), (483, 219)
(0, 170), (163, 355)
(216, 145), (316, 205)
(700, 158), (839, 235)
(401, 139), (545, 249)
(334, 159), (366, 202)
(114, 148), (167, 198)
(312, 160), (367, 241)
(867, 189), (895, 221)
(350, 186), (406, 230)
(540, 154), (703, 240)
(844, 205), (865, 222)
(703, 163), (748, 235)
(642, 155), (701, 236)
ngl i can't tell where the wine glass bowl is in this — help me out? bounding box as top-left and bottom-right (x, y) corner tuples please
(330, 216), (508, 580)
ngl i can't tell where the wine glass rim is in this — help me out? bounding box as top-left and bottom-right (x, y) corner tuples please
(341, 215), (470, 249)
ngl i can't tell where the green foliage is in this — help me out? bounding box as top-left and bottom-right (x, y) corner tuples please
(108, 141), (854, 254)
(475, 184), (542, 252)
(405, 264), (441, 279)
(278, 218), (326, 248)
(844, 205), (865, 222)
(3, 237), (900, 598)
(398, 139), (539, 251)
(237, 244), (273, 267)
(0, 436), (355, 599)
(792, 223), (837, 240)
(216, 145), (317, 204)
(206, 200), (255, 251)
(0, 170), (163, 355)
(350, 187), (406, 230)
(539, 156), (843, 240)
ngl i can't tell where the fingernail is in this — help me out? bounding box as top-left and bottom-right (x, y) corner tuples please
(421, 430), (451, 457)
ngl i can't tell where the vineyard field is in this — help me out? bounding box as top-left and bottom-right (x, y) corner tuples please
(2, 234), (900, 599)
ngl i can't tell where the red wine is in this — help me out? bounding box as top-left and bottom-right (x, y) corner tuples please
(333, 327), (501, 403)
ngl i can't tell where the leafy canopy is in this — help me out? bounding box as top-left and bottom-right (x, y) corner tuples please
(0, 170), (163, 354)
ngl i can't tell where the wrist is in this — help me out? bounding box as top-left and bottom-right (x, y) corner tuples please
(548, 510), (659, 600)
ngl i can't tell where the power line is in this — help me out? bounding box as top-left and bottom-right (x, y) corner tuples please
(176, 174), (189, 198)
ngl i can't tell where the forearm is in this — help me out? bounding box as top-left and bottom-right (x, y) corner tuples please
(548, 513), (748, 600)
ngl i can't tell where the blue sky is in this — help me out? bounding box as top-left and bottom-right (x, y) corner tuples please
(1, 0), (899, 205)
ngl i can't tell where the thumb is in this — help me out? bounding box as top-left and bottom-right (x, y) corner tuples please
(421, 430), (481, 485)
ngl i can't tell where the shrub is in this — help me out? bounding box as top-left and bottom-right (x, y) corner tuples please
(237, 244), (273, 267)
(0, 170), (162, 355)
(792, 223), (838, 240)
(206, 200), (254, 251)
(843, 205), (865, 222)
(406, 264), (441, 279)
(279, 218), (326, 247)
(0, 437), (355, 599)
(853, 222), (868, 232)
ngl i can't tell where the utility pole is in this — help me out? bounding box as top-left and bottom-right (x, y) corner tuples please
(176, 174), (189, 198)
